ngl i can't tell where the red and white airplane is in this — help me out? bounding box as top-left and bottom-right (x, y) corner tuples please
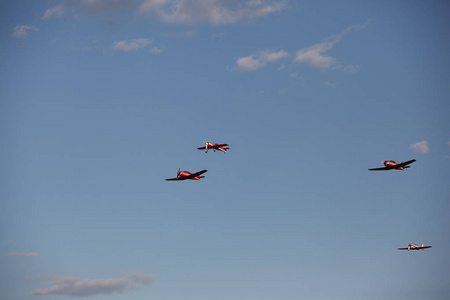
(165, 169), (207, 181)
(369, 159), (416, 171)
(197, 140), (229, 154)
(398, 242), (432, 251)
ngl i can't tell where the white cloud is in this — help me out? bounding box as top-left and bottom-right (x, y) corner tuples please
(42, 0), (284, 23)
(79, 0), (133, 13)
(42, 4), (65, 19)
(294, 21), (371, 69)
(42, 0), (285, 24)
(6, 252), (38, 257)
(43, 0), (134, 19)
(410, 141), (429, 154)
(444, 142), (449, 159)
(128, 272), (156, 284)
(341, 64), (360, 73)
(12, 25), (38, 39)
(112, 38), (152, 51)
(237, 55), (264, 71)
(139, 0), (286, 24)
(163, 30), (197, 38)
(264, 49), (289, 62)
(150, 46), (163, 54)
(295, 36), (339, 68)
(140, 0), (168, 12)
(30, 273), (155, 297)
(324, 81), (337, 88)
(236, 49), (289, 71)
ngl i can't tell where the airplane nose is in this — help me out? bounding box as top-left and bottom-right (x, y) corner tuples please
(380, 161), (384, 164)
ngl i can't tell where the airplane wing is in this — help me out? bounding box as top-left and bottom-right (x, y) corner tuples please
(397, 248), (409, 250)
(395, 159), (416, 168)
(197, 147), (206, 150)
(165, 178), (181, 181)
(189, 169), (207, 178)
(217, 144), (229, 147)
(418, 246), (432, 249)
(369, 167), (391, 171)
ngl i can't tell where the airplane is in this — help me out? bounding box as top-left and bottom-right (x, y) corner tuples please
(197, 140), (229, 154)
(165, 169), (207, 181)
(398, 242), (432, 251)
(368, 159), (416, 171)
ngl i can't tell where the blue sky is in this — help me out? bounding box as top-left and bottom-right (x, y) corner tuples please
(1, 0), (449, 299)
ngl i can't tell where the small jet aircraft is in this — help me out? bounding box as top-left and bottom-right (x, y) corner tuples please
(398, 242), (432, 251)
(197, 140), (229, 154)
(165, 169), (207, 181)
(368, 159), (416, 171)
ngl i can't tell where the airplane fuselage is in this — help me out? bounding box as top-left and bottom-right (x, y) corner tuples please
(204, 143), (228, 153)
(177, 171), (202, 180)
(408, 243), (425, 250)
(398, 243), (431, 251)
(166, 169), (207, 181)
(369, 159), (415, 171)
(382, 160), (407, 170)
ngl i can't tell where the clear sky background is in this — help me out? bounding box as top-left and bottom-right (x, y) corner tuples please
(1, 1), (449, 299)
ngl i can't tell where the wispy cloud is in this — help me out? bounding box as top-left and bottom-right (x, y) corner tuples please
(236, 49), (289, 71)
(150, 46), (163, 54)
(42, 4), (65, 19)
(324, 81), (337, 88)
(12, 25), (38, 39)
(341, 64), (360, 73)
(30, 273), (155, 297)
(79, 0), (133, 13)
(294, 20), (371, 70)
(43, 0), (285, 22)
(444, 142), (450, 158)
(6, 252), (38, 257)
(42, 0), (134, 19)
(289, 72), (300, 79)
(112, 38), (152, 51)
(410, 141), (429, 154)
(163, 30), (197, 38)
(139, 0), (286, 24)
(295, 36), (339, 68)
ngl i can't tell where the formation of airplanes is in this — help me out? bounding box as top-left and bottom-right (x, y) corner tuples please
(165, 140), (228, 181)
(367, 158), (431, 251)
(165, 142), (431, 251)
